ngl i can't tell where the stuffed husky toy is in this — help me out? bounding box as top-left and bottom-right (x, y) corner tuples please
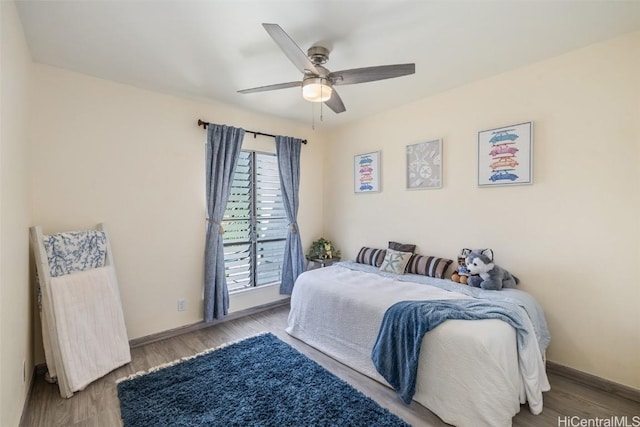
(465, 249), (519, 290)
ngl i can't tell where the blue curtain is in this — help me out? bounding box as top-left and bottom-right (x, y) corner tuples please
(204, 124), (244, 321)
(275, 136), (305, 294)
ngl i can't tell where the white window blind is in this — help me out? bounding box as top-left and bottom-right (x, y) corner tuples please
(222, 151), (287, 291)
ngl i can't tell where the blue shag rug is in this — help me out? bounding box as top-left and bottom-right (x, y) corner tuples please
(117, 332), (410, 427)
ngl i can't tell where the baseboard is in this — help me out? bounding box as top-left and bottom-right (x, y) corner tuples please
(129, 298), (290, 349)
(547, 361), (640, 403)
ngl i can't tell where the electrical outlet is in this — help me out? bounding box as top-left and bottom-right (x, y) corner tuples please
(177, 298), (186, 312)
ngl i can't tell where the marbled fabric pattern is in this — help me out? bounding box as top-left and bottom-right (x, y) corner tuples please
(43, 231), (107, 277)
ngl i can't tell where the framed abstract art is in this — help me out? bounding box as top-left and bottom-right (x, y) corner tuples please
(406, 139), (442, 190)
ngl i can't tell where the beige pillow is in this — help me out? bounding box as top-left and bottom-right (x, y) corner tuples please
(379, 248), (413, 274)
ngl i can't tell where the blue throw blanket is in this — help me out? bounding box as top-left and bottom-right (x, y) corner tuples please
(338, 260), (550, 353)
(371, 299), (529, 404)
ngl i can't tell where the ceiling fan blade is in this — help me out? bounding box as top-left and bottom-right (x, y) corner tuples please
(238, 81), (302, 94)
(324, 89), (346, 114)
(262, 23), (320, 75)
(329, 64), (415, 86)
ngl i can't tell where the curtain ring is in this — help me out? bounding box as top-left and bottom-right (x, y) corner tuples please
(290, 224), (297, 233)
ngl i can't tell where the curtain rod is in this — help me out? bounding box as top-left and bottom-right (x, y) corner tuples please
(197, 119), (307, 145)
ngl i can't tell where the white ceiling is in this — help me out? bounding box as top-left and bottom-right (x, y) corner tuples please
(15, 0), (640, 128)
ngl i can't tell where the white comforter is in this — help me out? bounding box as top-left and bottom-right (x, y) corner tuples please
(48, 266), (131, 394)
(286, 264), (550, 427)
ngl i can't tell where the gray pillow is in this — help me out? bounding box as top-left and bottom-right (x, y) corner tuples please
(389, 241), (416, 253)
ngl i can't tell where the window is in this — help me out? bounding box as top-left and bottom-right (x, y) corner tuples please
(222, 151), (287, 291)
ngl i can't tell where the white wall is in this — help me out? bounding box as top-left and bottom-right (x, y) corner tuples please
(30, 65), (325, 357)
(324, 31), (640, 389)
(0, 1), (34, 425)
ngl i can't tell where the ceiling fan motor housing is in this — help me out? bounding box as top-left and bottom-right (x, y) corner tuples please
(307, 46), (330, 65)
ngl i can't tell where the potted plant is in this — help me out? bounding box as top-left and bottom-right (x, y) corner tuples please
(306, 238), (341, 261)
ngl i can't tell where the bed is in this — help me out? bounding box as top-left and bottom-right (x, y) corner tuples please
(286, 261), (550, 427)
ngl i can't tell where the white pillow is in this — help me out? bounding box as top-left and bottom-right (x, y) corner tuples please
(379, 248), (413, 275)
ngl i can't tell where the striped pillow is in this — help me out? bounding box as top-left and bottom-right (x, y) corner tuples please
(356, 247), (387, 267)
(406, 254), (453, 279)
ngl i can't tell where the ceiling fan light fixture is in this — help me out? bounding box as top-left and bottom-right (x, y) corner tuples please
(302, 77), (332, 102)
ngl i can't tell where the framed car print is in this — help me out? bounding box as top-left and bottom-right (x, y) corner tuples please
(478, 121), (532, 187)
(354, 151), (381, 193)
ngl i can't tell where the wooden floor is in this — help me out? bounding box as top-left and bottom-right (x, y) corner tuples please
(21, 305), (639, 427)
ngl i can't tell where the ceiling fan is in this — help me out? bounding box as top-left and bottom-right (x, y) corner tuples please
(238, 23), (416, 114)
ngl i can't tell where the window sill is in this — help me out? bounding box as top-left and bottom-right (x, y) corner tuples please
(229, 282), (281, 295)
